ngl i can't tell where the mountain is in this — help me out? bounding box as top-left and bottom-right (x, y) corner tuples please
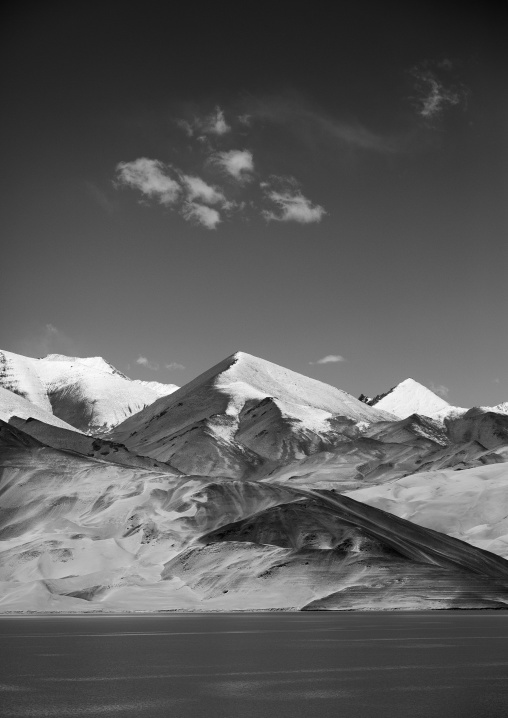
(1, 420), (508, 612)
(0, 385), (81, 432)
(359, 377), (465, 420)
(0, 349), (179, 432)
(8, 416), (178, 473)
(264, 412), (507, 492)
(482, 401), (508, 416)
(446, 409), (508, 449)
(347, 462), (508, 560)
(109, 351), (396, 478)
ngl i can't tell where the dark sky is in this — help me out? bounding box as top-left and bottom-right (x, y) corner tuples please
(1, 1), (506, 405)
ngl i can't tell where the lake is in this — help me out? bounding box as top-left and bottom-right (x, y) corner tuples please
(1, 612), (508, 717)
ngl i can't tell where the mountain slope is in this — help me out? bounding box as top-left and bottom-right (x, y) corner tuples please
(0, 350), (179, 432)
(264, 411), (506, 492)
(110, 351), (396, 477)
(1, 420), (508, 612)
(347, 462), (508, 559)
(361, 378), (465, 420)
(0, 386), (82, 432)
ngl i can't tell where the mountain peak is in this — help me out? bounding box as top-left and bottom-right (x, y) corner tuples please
(42, 354), (126, 377)
(111, 351), (395, 474)
(365, 377), (451, 420)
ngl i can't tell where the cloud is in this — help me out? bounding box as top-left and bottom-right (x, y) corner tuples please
(263, 178), (326, 224)
(211, 150), (254, 182)
(181, 202), (221, 229)
(115, 102), (329, 230)
(410, 63), (468, 121)
(181, 175), (226, 205)
(165, 362), (185, 370)
(176, 106), (231, 137)
(115, 158), (180, 205)
(430, 382), (450, 398)
(309, 355), (346, 365)
(136, 356), (159, 371)
(203, 106), (231, 136)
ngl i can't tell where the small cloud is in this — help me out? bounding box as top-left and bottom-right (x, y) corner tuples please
(410, 62), (468, 122)
(175, 119), (194, 137)
(494, 378), (500, 384)
(136, 356), (159, 371)
(204, 106), (231, 135)
(181, 202), (221, 229)
(430, 382), (450, 398)
(211, 149), (254, 182)
(115, 158), (180, 205)
(310, 355), (346, 365)
(176, 106), (231, 138)
(165, 362), (185, 370)
(263, 179), (326, 224)
(181, 175), (226, 205)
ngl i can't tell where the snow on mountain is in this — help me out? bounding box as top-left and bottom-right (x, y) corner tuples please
(0, 385), (82, 432)
(361, 377), (466, 420)
(480, 401), (508, 416)
(110, 351), (396, 477)
(0, 349), (179, 433)
(0, 350), (52, 412)
(264, 411), (507, 492)
(347, 462), (508, 560)
(2, 419), (508, 612)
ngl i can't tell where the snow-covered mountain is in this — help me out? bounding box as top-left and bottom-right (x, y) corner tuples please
(2, 347), (508, 613)
(110, 351), (396, 477)
(264, 412), (507, 492)
(0, 385), (82, 432)
(0, 349), (179, 432)
(360, 377), (466, 420)
(347, 461), (508, 559)
(481, 401), (508, 416)
(2, 419), (508, 612)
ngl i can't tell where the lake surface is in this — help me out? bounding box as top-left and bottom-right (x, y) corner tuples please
(1, 612), (508, 717)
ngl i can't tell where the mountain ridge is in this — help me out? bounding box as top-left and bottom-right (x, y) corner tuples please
(109, 351), (396, 476)
(0, 349), (179, 433)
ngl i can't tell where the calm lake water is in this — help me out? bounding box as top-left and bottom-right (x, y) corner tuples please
(1, 612), (508, 717)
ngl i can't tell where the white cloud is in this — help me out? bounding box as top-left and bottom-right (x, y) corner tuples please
(165, 362), (185, 370)
(136, 356), (159, 371)
(410, 64), (467, 121)
(204, 107), (231, 135)
(309, 355), (346, 365)
(176, 106), (231, 138)
(430, 382), (450, 398)
(212, 149), (254, 182)
(176, 119), (194, 137)
(116, 158), (180, 205)
(263, 187), (326, 224)
(181, 175), (226, 205)
(181, 202), (221, 229)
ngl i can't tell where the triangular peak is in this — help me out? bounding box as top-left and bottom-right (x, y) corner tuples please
(370, 376), (451, 420)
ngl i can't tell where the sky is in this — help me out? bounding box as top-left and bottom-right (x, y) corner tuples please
(1, 1), (506, 406)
